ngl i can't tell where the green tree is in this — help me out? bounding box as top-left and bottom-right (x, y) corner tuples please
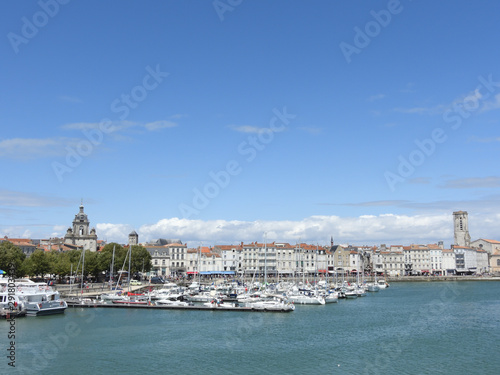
(50, 251), (72, 281)
(84, 250), (101, 279)
(25, 249), (51, 277)
(0, 241), (27, 278)
(99, 243), (127, 275)
(130, 245), (152, 274)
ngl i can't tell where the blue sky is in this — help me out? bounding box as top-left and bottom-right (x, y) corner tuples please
(1, 0), (500, 247)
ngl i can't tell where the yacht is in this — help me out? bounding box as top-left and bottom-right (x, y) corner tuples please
(245, 296), (295, 311)
(11, 279), (67, 316)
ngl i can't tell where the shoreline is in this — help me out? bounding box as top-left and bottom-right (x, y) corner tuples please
(386, 275), (500, 282)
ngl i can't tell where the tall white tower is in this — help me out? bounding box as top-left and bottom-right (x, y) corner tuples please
(453, 211), (471, 247)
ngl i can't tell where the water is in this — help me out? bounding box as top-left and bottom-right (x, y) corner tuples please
(2, 281), (499, 374)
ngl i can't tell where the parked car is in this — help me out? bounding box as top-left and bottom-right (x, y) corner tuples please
(130, 280), (142, 286)
(150, 277), (164, 284)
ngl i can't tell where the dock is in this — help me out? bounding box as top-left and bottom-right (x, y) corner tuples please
(66, 301), (293, 312)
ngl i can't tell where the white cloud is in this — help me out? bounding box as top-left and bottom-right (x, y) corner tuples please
(144, 121), (177, 131)
(96, 223), (135, 243)
(0, 137), (79, 159)
(61, 120), (177, 133)
(439, 176), (500, 189)
(4, 213), (500, 248)
(0, 190), (73, 207)
(393, 105), (445, 115)
(120, 214), (462, 247)
(480, 93), (500, 112)
(228, 125), (269, 134)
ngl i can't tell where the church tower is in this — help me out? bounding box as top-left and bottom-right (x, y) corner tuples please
(129, 230), (139, 246)
(64, 203), (98, 251)
(453, 211), (471, 247)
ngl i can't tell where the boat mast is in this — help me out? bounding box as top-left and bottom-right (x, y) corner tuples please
(80, 248), (85, 294)
(128, 244), (132, 292)
(110, 244), (115, 289)
(264, 232), (267, 287)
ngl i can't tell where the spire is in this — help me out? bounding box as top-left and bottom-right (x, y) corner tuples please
(331, 236), (334, 247)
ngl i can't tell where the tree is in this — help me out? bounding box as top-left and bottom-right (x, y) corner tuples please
(25, 249), (51, 277)
(84, 250), (101, 279)
(130, 245), (152, 274)
(49, 251), (72, 281)
(98, 243), (127, 275)
(0, 241), (27, 278)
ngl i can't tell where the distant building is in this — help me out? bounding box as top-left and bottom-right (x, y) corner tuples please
(1, 237), (37, 256)
(64, 203), (98, 252)
(128, 231), (139, 246)
(470, 238), (500, 255)
(491, 247), (500, 274)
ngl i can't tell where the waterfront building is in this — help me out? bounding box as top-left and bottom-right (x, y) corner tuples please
(452, 246), (477, 274)
(331, 245), (351, 274)
(476, 248), (489, 274)
(63, 203), (98, 252)
(371, 247), (385, 275)
(470, 238), (500, 255)
(381, 247), (405, 276)
(442, 249), (456, 275)
(168, 243), (187, 275)
(215, 244), (243, 273)
(275, 243), (296, 276)
(453, 211), (471, 247)
(491, 247), (500, 274)
(145, 245), (170, 276)
(315, 246), (333, 276)
(429, 243), (443, 275)
(143, 241), (187, 277)
(404, 245), (431, 275)
(241, 242), (278, 277)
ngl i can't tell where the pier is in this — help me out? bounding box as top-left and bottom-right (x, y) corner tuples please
(65, 300), (293, 312)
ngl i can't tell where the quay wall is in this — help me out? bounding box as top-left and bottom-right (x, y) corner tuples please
(386, 275), (500, 282)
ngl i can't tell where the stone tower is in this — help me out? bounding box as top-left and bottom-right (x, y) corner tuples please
(453, 211), (471, 247)
(64, 203), (98, 251)
(129, 230), (139, 246)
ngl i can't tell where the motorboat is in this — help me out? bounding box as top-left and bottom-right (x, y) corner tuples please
(377, 279), (389, 289)
(155, 298), (191, 307)
(246, 296), (295, 311)
(6, 279), (67, 316)
(287, 293), (325, 305)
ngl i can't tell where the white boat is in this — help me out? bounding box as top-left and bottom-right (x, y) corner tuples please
(0, 291), (26, 318)
(100, 292), (128, 302)
(322, 291), (339, 303)
(377, 279), (389, 289)
(112, 298), (148, 305)
(11, 279), (67, 316)
(155, 298), (191, 307)
(246, 297), (295, 311)
(287, 293), (325, 305)
(356, 287), (367, 297)
(366, 283), (380, 292)
(343, 288), (358, 299)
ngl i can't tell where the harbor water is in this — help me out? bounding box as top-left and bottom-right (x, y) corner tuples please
(2, 281), (499, 374)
